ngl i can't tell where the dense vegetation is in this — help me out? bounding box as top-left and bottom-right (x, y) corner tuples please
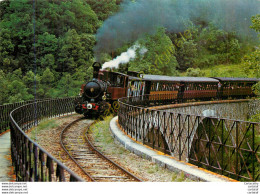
(0, 0), (259, 104)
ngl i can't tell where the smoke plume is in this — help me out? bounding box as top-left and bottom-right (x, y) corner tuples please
(94, 0), (259, 58)
(102, 44), (147, 69)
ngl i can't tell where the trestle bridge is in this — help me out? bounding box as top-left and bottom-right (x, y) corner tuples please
(0, 95), (259, 182)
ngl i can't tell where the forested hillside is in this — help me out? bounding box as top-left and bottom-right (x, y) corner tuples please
(0, 0), (259, 104)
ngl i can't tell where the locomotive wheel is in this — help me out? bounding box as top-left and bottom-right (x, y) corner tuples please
(83, 112), (90, 118)
(75, 104), (83, 114)
(84, 113), (97, 119)
(99, 102), (110, 114)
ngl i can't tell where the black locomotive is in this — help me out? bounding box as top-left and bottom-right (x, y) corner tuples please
(75, 62), (110, 117)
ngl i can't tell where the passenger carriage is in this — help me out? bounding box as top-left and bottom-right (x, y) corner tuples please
(213, 77), (259, 98)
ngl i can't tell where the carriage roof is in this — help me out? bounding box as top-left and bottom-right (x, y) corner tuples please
(213, 77), (260, 82)
(141, 75), (219, 83)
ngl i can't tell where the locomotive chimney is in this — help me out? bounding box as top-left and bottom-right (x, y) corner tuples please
(92, 62), (102, 79)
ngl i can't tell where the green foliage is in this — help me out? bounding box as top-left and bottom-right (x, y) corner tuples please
(0, 28), (18, 72)
(0, 1), (258, 105)
(30, 119), (59, 141)
(35, 0), (99, 35)
(50, 73), (79, 98)
(0, 0), (98, 73)
(252, 82), (260, 97)
(0, 0), (101, 104)
(36, 32), (58, 69)
(241, 15), (260, 79)
(128, 28), (178, 76)
(0, 70), (9, 104)
(7, 79), (33, 103)
(185, 67), (205, 77)
(249, 113), (260, 123)
(242, 49), (260, 78)
(197, 64), (248, 78)
(176, 40), (198, 70)
(58, 29), (95, 73)
(86, 0), (119, 21)
(195, 25), (241, 67)
(38, 68), (55, 98)
(23, 70), (40, 96)
(168, 23), (243, 71)
(250, 14), (260, 34)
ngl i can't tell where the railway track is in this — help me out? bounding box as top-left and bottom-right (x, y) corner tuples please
(60, 118), (142, 182)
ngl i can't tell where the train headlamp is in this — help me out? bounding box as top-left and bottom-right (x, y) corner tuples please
(87, 103), (93, 109)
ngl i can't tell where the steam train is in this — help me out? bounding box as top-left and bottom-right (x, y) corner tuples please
(75, 62), (259, 117)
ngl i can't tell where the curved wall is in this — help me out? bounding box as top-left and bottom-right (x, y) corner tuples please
(153, 99), (260, 121)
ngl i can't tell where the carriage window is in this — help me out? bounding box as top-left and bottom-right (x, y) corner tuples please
(190, 83), (193, 90)
(151, 83), (154, 91)
(169, 84), (172, 90)
(158, 83), (161, 91)
(161, 83), (167, 91)
(151, 82), (158, 91)
(109, 73), (124, 87)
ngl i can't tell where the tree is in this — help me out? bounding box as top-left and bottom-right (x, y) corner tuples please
(23, 70), (41, 97)
(36, 0), (99, 36)
(0, 0), (99, 73)
(58, 29), (94, 73)
(1, 0), (34, 72)
(196, 24), (241, 65)
(54, 73), (79, 97)
(250, 14), (260, 34)
(39, 68), (55, 98)
(0, 70), (9, 104)
(0, 28), (18, 72)
(69, 0), (99, 33)
(7, 80), (33, 103)
(252, 82), (260, 97)
(242, 15), (260, 78)
(242, 50), (260, 78)
(175, 40), (198, 71)
(128, 28), (178, 76)
(86, 0), (119, 21)
(35, 32), (58, 70)
(186, 67), (205, 77)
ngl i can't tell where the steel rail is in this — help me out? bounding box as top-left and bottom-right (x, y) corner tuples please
(84, 123), (143, 182)
(60, 118), (142, 182)
(60, 117), (95, 182)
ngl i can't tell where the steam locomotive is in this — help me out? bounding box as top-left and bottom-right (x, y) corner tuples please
(75, 62), (259, 118)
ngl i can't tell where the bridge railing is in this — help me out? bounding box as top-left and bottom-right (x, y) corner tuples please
(0, 100), (46, 134)
(9, 97), (84, 182)
(118, 94), (260, 182)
